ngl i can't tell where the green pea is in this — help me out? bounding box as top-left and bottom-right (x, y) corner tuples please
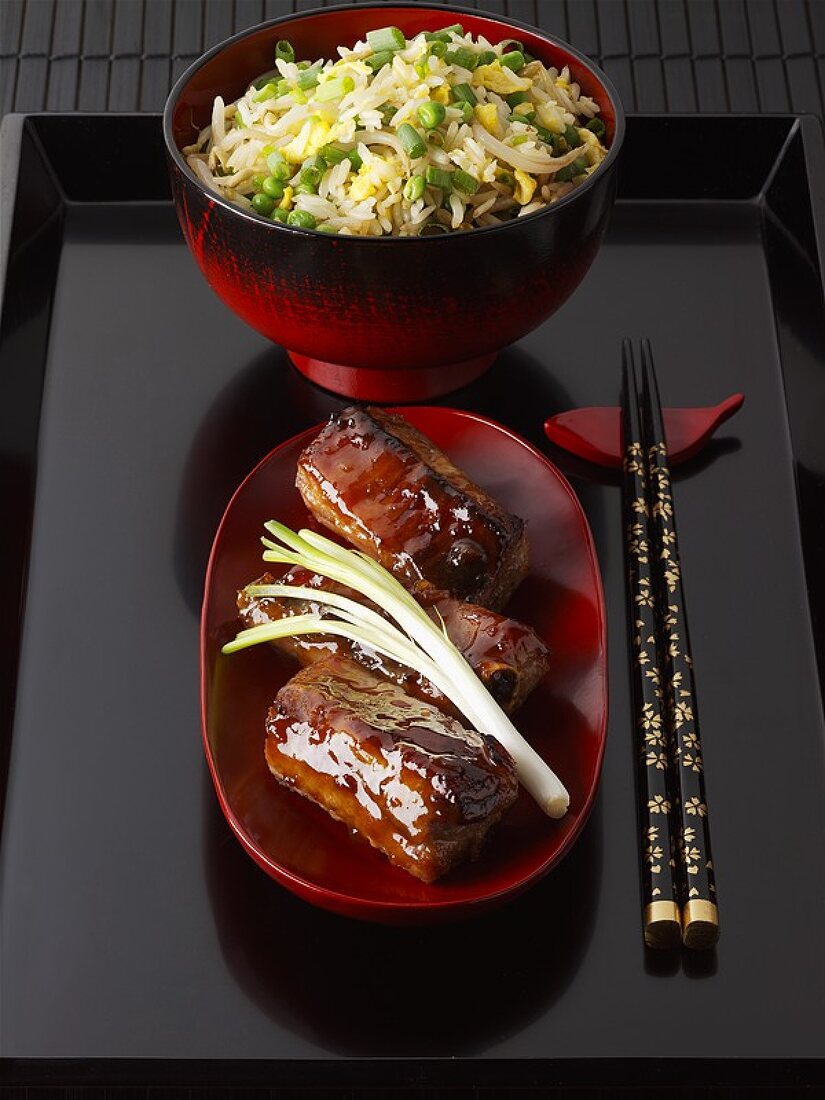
(403, 174), (426, 201)
(417, 100), (446, 129)
(251, 192), (275, 216)
(287, 209), (317, 229)
(317, 223), (337, 233)
(270, 208), (289, 223)
(262, 176), (285, 199)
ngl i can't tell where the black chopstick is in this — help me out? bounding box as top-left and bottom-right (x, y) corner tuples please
(621, 340), (681, 950)
(638, 339), (719, 950)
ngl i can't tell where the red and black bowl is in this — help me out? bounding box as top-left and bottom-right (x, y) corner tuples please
(163, 3), (625, 402)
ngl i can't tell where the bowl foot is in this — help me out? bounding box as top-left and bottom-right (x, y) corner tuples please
(287, 351), (497, 402)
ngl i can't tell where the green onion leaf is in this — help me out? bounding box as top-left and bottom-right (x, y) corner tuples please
(586, 117), (606, 138)
(223, 522), (570, 819)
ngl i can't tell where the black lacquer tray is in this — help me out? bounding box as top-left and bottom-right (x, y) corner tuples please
(2, 113), (825, 1094)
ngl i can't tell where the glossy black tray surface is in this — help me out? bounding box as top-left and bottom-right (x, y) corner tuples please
(2, 113), (825, 1092)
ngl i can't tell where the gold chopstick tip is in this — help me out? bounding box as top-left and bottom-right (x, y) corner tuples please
(682, 899), (719, 950)
(644, 901), (682, 950)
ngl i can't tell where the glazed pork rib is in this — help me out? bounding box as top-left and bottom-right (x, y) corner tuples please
(265, 655), (519, 882)
(296, 406), (529, 608)
(239, 568), (549, 715)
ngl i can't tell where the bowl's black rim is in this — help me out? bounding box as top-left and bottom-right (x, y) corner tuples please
(162, 0), (626, 243)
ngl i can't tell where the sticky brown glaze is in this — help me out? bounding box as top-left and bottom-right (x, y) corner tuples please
(295, 406), (528, 608)
(265, 655), (518, 882)
(238, 569), (549, 714)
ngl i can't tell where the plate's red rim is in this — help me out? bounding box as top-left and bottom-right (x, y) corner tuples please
(199, 407), (609, 914)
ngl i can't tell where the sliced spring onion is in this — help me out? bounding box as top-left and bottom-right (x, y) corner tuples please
(315, 75), (355, 102)
(297, 65), (322, 90)
(397, 123), (426, 159)
(425, 165), (452, 190)
(586, 117), (606, 138)
(445, 46), (478, 70)
(319, 144), (348, 165)
(452, 168), (480, 194)
(222, 522), (569, 818)
(253, 82), (277, 102)
(267, 151), (291, 180)
(366, 26), (406, 52)
(452, 82), (478, 106)
(424, 24), (464, 42)
(365, 49), (394, 72)
(275, 40), (295, 64)
(500, 50), (526, 71)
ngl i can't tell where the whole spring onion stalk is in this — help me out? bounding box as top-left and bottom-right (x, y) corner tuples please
(221, 522), (569, 819)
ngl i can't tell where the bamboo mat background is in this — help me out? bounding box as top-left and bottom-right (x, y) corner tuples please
(1, 0), (824, 118)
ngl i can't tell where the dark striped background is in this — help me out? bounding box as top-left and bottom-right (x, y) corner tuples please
(1, 0), (825, 118)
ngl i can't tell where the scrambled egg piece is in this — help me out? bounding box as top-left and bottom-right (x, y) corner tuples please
(431, 85), (450, 105)
(349, 165), (377, 201)
(514, 170), (536, 205)
(474, 61), (531, 95)
(536, 102), (565, 133)
(279, 117), (331, 163)
(474, 102), (501, 137)
(278, 186), (293, 210)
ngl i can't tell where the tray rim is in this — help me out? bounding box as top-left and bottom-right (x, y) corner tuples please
(2, 110), (825, 1086)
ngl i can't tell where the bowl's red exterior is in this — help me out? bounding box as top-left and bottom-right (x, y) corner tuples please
(164, 4), (625, 396)
(200, 408), (608, 922)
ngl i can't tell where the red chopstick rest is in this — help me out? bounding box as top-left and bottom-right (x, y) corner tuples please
(544, 394), (744, 468)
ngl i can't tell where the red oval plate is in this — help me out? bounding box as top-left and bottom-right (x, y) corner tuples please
(200, 407), (608, 923)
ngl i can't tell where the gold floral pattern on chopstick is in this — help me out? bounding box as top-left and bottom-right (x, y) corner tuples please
(639, 339), (719, 950)
(622, 344), (681, 950)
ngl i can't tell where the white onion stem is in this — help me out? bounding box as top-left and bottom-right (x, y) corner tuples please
(223, 522), (569, 819)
